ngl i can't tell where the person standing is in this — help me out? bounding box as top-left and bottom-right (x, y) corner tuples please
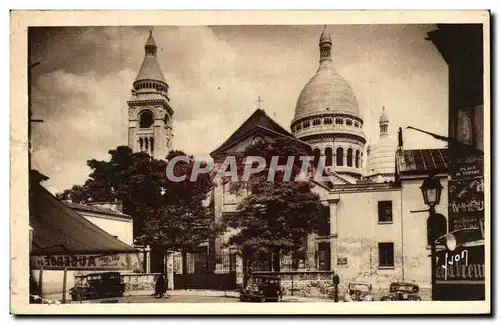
(155, 272), (167, 298)
(332, 273), (340, 302)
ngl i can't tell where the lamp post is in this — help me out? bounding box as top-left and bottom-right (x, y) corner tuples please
(419, 174), (443, 301)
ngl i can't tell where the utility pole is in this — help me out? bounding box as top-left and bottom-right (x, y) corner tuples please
(429, 205), (437, 301)
(28, 59), (43, 172)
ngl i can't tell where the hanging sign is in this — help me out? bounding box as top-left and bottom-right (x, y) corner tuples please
(435, 245), (485, 281)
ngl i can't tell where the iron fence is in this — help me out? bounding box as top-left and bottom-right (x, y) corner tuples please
(249, 252), (326, 272)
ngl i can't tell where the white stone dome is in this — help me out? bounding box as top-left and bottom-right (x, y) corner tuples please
(367, 136), (396, 177)
(294, 65), (360, 120)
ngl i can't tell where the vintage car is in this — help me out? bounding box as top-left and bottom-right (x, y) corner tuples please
(240, 275), (283, 302)
(343, 282), (374, 302)
(380, 282), (421, 301)
(70, 272), (125, 301)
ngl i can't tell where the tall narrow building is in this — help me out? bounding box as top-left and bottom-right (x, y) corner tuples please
(127, 31), (174, 160)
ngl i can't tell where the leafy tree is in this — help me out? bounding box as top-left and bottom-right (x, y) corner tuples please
(57, 146), (217, 250)
(222, 137), (325, 271)
(136, 151), (223, 254)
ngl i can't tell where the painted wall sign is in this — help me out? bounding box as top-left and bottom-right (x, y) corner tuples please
(337, 257), (347, 265)
(448, 176), (484, 232)
(30, 253), (141, 271)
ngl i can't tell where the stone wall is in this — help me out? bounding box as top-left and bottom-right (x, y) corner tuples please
(253, 271), (432, 300)
(121, 273), (160, 292)
(254, 271), (335, 297)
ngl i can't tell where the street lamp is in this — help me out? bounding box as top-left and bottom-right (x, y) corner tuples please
(420, 174), (443, 207)
(419, 174), (443, 301)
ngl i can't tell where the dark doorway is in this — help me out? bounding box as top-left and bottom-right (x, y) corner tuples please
(150, 247), (165, 273)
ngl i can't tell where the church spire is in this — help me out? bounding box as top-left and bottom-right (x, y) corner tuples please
(133, 31), (168, 95)
(319, 25), (332, 65)
(379, 106), (389, 137)
(145, 29), (157, 56)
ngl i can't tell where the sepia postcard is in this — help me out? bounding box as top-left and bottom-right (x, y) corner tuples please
(10, 10), (490, 315)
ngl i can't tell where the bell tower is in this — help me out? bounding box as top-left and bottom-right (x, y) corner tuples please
(127, 31), (174, 160)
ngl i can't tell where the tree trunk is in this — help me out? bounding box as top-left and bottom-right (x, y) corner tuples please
(242, 248), (251, 287)
(272, 250), (280, 272)
(182, 251), (188, 274)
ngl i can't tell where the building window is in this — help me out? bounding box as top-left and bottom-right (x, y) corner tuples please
(313, 119), (322, 126)
(354, 122), (359, 128)
(325, 147), (333, 167)
(378, 201), (393, 223)
(335, 118), (343, 125)
(324, 117), (332, 125)
(296, 123), (302, 131)
(317, 242), (331, 270)
(303, 121), (310, 128)
(346, 119), (353, 126)
(336, 147), (343, 166)
(456, 108), (474, 145)
(427, 213), (447, 246)
(317, 206), (330, 237)
(378, 242), (394, 267)
(347, 148), (353, 167)
(355, 150), (360, 168)
(313, 148), (321, 165)
(139, 111), (154, 128)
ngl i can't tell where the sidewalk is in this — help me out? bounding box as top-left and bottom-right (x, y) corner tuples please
(125, 289), (335, 302)
(44, 289), (336, 303)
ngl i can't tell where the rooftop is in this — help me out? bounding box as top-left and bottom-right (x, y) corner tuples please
(65, 201), (132, 220)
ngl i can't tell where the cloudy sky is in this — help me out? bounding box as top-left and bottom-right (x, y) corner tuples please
(30, 24), (448, 194)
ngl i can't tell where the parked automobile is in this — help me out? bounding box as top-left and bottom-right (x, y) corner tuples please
(380, 282), (421, 301)
(240, 275), (283, 302)
(70, 272), (125, 301)
(343, 282), (374, 301)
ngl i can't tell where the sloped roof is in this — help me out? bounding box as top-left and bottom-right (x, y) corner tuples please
(135, 55), (166, 83)
(65, 201), (132, 220)
(397, 148), (448, 176)
(210, 109), (300, 156)
(30, 181), (137, 256)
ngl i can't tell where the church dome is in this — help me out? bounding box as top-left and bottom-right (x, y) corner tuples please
(294, 66), (360, 120)
(291, 26), (366, 180)
(366, 107), (396, 182)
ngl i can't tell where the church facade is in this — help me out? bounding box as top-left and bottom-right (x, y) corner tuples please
(208, 27), (449, 298)
(128, 29), (449, 298)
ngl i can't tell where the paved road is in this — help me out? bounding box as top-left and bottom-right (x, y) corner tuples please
(71, 294), (315, 304)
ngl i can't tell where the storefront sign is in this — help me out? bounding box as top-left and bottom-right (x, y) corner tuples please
(451, 157), (483, 179)
(448, 177), (484, 232)
(435, 245), (484, 281)
(30, 253), (141, 270)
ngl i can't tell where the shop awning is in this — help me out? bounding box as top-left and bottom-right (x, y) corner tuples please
(30, 180), (137, 257)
